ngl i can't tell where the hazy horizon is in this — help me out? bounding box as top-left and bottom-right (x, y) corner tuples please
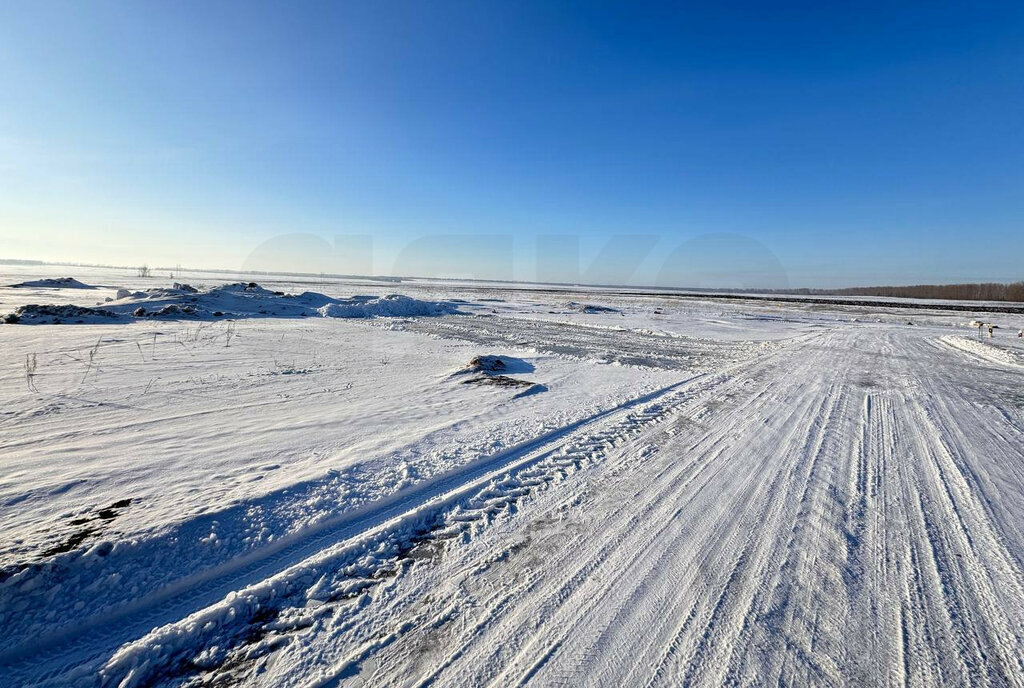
(6, 255), (1024, 298)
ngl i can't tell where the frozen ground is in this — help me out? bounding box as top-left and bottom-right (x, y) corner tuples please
(2, 266), (1024, 686)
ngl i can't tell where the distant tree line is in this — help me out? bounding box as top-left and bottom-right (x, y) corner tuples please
(787, 282), (1024, 302)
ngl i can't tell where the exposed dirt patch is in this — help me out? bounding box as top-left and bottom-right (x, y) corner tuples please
(455, 355), (535, 376)
(41, 498), (134, 557)
(462, 375), (535, 388)
(10, 304), (120, 324)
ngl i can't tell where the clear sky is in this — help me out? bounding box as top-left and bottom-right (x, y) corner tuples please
(1, 1), (1022, 288)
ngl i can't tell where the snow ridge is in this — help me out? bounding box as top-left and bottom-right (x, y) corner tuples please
(939, 335), (1023, 368)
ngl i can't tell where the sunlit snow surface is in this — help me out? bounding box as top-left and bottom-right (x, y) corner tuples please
(2, 265), (1024, 687)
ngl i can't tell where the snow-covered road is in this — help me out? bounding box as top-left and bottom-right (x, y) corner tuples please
(220, 326), (1024, 688)
(3, 268), (1024, 686)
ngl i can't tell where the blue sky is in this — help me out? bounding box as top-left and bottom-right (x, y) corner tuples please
(1, 1), (1022, 287)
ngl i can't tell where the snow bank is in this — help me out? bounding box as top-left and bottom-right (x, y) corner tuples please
(939, 335), (1023, 367)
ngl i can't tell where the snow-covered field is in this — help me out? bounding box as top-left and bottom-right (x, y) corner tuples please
(2, 265), (1024, 687)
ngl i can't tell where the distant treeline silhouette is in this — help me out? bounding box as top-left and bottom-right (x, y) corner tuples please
(794, 282), (1024, 302)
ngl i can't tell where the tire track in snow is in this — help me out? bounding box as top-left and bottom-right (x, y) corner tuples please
(412, 335), (840, 686)
(675, 371), (850, 686)
(316, 346), (809, 687)
(292, 366), (785, 688)
(903, 394), (1024, 682)
(6, 368), (729, 687)
(724, 381), (853, 686)
(401, 331), (842, 686)
(434, 378), (770, 685)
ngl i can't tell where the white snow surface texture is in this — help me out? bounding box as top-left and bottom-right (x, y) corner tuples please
(2, 265), (1024, 687)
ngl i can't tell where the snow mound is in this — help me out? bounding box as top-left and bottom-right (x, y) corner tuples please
(317, 294), (459, 318)
(3, 282), (461, 323)
(8, 277), (95, 289)
(467, 354), (509, 373)
(6, 304), (119, 324)
(567, 301), (620, 314)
